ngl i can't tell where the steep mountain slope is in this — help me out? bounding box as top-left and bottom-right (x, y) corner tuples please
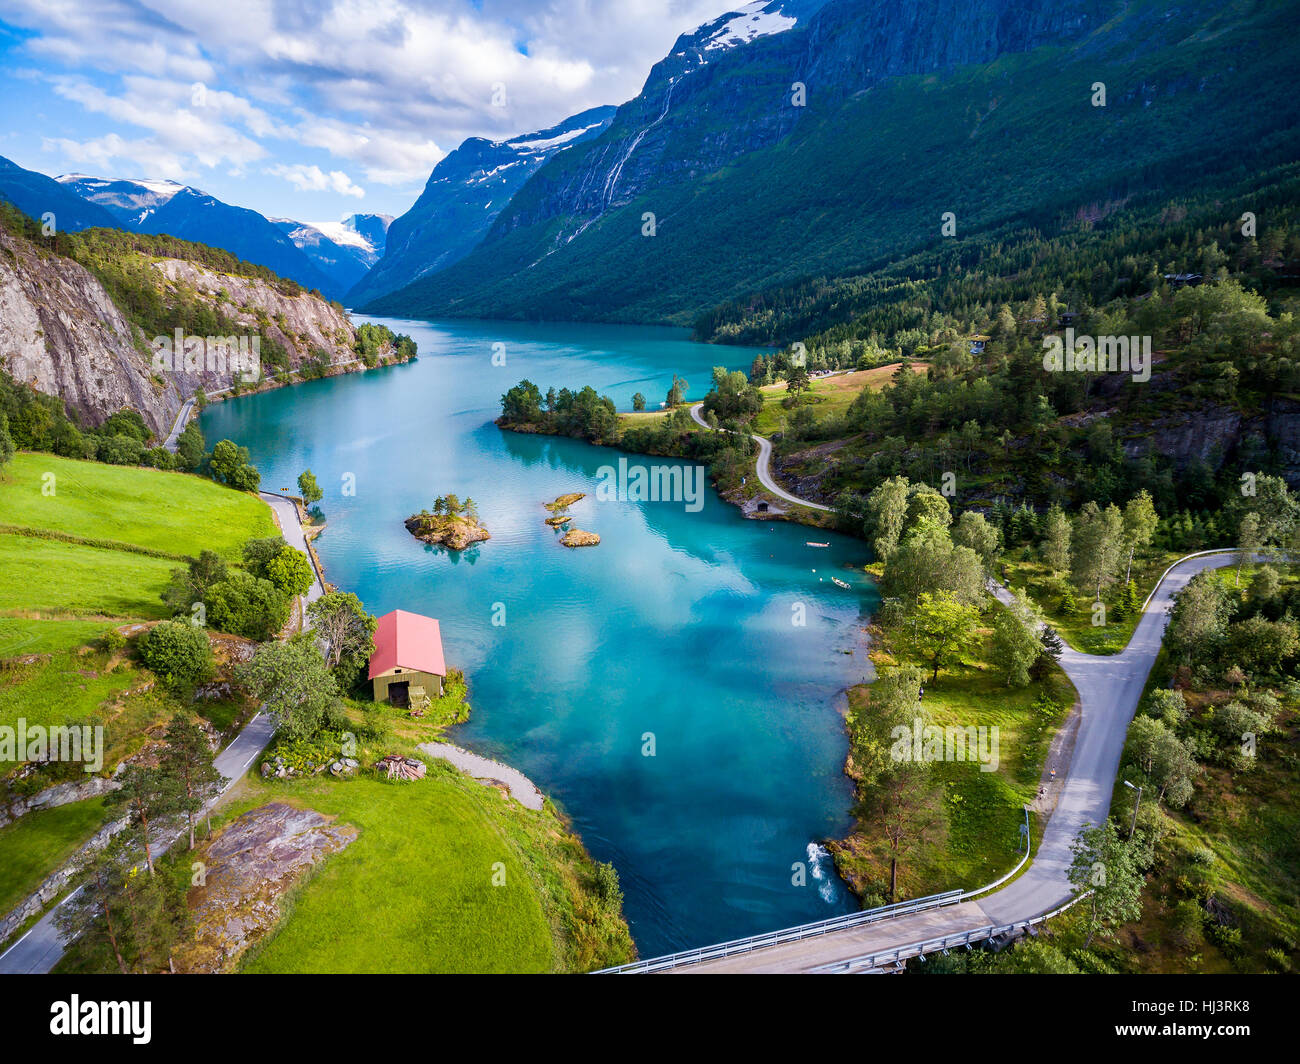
(365, 0), (1300, 326)
(58, 175), (338, 297)
(345, 105), (616, 306)
(0, 156), (118, 233)
(274, 213), (392, 297)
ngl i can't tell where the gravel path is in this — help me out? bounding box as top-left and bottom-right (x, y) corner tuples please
(418, 742), (545, 811)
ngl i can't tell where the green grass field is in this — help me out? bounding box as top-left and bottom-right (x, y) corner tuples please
(754, 363), (926, 437)
(836, 593), (1076, 899)
(0, 453), (275, 559)
(235, 769), (558, 974)
(1004, 551), (1183, 654)
(0, 453), (276, 933)
(0, 534), (179, 621)
(0, 618), (114, 657)
(0, 797), (110, 917)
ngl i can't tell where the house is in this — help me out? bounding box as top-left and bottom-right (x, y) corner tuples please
(369, 609), (446, 707)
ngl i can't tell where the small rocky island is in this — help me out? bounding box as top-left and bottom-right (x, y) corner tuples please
(544, 493), (599, 547)
(561, 528), (600, 547)
(406, 494), (490, 550)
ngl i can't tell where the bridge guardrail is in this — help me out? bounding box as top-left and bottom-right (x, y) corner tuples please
(810, 894), (1088, 974)
(592, 888), (964, 974)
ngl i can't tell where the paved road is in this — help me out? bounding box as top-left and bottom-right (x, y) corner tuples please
(161, 395), (197, 452)
(0, 712), (277, 974)
(259, 491), (325, 613)
(670, 550), (1245, 972)
(688, 403), (833, 512)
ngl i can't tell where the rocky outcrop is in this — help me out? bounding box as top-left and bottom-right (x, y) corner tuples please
(180, 803), (356, 973)
(0, 225), (177, 433)
(0, 774), (121, 830)
(404, 512), (491, 550)
(560, 528), (601, 547)
(0, 223), (391, 437)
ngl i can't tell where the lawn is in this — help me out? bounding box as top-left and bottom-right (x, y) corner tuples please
(0, 452), (276, 559)
(0, 618), (115, 656)
(0, 796), (110, 918)
(0, 645), (138, 732)
(835, 594), (1077, 900)
(753, 362), (927, 436)
(0, 534), (179, 621)
(1003, 551), (1184, 655)
(235, 769), (558, 974)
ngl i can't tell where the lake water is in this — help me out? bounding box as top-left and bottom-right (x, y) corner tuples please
(200, 317), (876, 957)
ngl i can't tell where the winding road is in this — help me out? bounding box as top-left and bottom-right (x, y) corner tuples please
(626, 549), (1253, 972)
(688, 403), (833, 512)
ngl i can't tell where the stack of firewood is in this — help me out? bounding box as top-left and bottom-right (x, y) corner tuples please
(375, 754), (427, 781)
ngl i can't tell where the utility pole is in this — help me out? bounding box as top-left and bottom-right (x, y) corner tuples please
(1123, 779), (1143, 838)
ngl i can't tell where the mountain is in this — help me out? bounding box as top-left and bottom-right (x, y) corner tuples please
(58, 175), (339, 297)
(0, 156), (119, 233)
(362, 0), (1300, 327)
(273, 214), (393, 298)
(346, 105), (616, 307)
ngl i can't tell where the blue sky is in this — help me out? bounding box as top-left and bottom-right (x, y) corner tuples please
(0, 0), (727, 222)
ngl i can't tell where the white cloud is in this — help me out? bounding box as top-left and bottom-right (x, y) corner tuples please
(2, 0), (738, 206)
(268, 163), (366, 198)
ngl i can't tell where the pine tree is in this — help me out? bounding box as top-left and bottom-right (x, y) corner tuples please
(159, 714), (222, 850)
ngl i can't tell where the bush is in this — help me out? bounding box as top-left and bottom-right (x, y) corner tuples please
(138, 620), (214, 691)
(206, 570), (290, 641)
(98, 627), (127, 655)
(592, 862), (623, 912)
(96, 434), (145, 465)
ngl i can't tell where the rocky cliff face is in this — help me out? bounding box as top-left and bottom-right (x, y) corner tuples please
(0, 225), (176, 433)
(0, 224), (370, 437)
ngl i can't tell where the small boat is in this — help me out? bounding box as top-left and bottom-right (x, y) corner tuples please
(806, 541), (830, 548)
(831, 577), (851, 589)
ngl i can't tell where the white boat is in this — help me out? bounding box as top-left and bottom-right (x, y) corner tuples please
(831, 577), (851, 589)
(806, 541), (830, 548)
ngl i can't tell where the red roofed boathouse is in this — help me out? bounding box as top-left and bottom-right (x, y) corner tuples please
(369, 609), (447, 706)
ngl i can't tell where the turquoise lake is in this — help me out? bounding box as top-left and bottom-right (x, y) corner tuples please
(200, 317), (877, 957)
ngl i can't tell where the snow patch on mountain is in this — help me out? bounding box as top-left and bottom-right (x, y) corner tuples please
(703, 1), (798, 51)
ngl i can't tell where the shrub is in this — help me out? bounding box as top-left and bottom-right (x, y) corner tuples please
(138, 620), (214, 691)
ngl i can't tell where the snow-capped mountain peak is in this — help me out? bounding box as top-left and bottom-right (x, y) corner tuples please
(702, 1), (799, 52)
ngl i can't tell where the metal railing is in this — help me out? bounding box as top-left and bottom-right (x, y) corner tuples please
(810, 894), (1087, 974)
(592, 888), (964, 974)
